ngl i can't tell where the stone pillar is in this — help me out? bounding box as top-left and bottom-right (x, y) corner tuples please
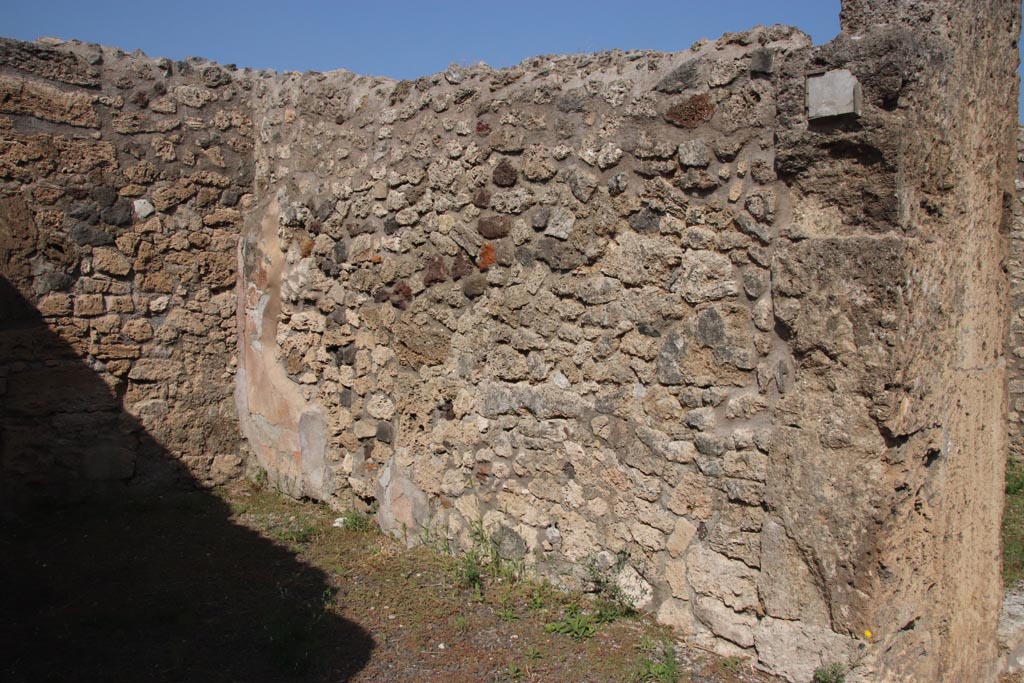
(769, 1), (1020, 680)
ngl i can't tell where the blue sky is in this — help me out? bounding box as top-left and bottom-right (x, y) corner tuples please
(2, 1), (1022, 118)
(4, 1), (839, 76)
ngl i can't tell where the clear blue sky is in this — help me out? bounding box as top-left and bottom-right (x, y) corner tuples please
(2, 1), (1022, 119)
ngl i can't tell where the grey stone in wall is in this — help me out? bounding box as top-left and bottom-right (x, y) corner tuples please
(806, 69), (862, 119)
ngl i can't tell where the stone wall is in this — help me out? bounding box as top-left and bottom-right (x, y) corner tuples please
(1, 0), (1019, 680)
(240, 23), (832, 676)
(1010, 126), (1024, 465)
(0, 38), (254, 497)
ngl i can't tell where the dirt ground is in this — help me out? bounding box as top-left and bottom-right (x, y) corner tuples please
(0, 480), (788, 683)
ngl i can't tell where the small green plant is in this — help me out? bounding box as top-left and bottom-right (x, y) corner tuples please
(469, 518), (500, 564)
(497, 606), (519, 622)
(634, 639), (681, 683)
(812, 662), (847, 683)
(595, 598), (633, 624)
(503, 664), (525, 681)
(526, 582), (553, 611)
(497, 557), (525, 584)
(526, 646), (542, 661)
(458, 549), (484, 591)
(335, 509), (372, 532)
(453, 615), (469, 632)
(544, 606), (595, 640)
(417, 517), (453, 555)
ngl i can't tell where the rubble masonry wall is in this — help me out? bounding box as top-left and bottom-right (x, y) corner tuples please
(1, 2), (1019, 680)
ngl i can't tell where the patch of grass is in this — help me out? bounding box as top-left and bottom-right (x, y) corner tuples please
(523, 580), (557, 613)
(449, 518), (531, 599)
(156, 481), (800, 682)
(634, 639), (682, 683)
(1005, 460), (1024, 586)
(1009, 461), (1024, 496)
(272, 516), (318, 545)
(812, 662), (846, 683)
(637, 635), (658, 653)
(417, 518), (453, 555)
(262, 604), (331, 675)
(335, 509), (372, 532)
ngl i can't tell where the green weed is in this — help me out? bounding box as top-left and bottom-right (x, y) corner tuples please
(458, 549), (484, 590)
(335, 509), (372, 532)
(634, 639), (681, 683)
(503, 663), (525, 681)
(812, 662), (846, 683)
(544, 606), (596, 640)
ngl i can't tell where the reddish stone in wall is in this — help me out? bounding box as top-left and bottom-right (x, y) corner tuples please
(664, 94), (715, 129)
(477, 243), (496, 271)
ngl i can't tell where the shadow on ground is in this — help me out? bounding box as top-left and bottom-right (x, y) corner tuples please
(0, 277), (374, 682)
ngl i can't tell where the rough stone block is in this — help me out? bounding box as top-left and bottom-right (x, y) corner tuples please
(749, 48), (774, 74)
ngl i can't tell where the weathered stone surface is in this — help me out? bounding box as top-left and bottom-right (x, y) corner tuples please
(91, 247), (132, 276)
(673, 251), (738, 303)
(477, 215), (511, 239)
(2, 9), (1017, 681)
(133, 199), (155, 218)
(543, 206), (575, 240)
(0, 75), (98, 127)
(655, 58), (704, 94)
(492, 158), (517, 187)
(754, 618), (856, 682)
(127, 359), (182, 382)
(376, 457), (429, 538)
(677, 139), (710, 168)
(693, 596), (757, 648)
(0, 37), (100, 86)
(565, 167), (597, 203)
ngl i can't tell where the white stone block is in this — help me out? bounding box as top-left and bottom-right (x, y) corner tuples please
(806, 69), (862, 119)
